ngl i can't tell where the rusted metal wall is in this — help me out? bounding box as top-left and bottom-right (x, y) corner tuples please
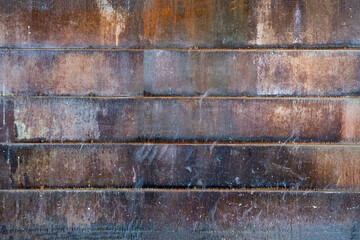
(0, 0), (360, 239)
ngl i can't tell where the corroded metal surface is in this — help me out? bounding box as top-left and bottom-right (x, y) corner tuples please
(0, 0), (359, 48)
(0, 50), (144, 96)
(6, 97), (360, 143)
(144, 50), (360, 96)
(0, 50), (359, 96)
(0, 190), (359, 239)
(0, 144), (359, 190)
(1, 0), (360, 238)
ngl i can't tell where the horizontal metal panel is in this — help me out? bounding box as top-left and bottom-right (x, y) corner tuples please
(5, 97), (359, 143)
(0, 144), (359, 190)
(0, 0), (359, 48)
(0, 50), (359, 97)
(0, 190), (359, 239)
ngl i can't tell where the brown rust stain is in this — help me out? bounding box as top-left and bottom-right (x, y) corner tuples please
(307, 146), (360, 189)
(342, 99), (360, 141)
(1, 0), (358, 47)
(142, 0), (216, 46)
(0, 0), (137, 47)
(0, 50), (144, 96)
(255, 51), (359, 95)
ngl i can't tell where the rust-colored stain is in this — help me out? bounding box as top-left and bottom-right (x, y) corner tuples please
(0, 0), (359, 48)
(1, 0), (360, 239)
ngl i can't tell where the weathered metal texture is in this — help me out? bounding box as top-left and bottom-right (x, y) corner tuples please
(0, 190), (359, 239)
(0, 50), (144, 96)
(0, 0), (359, 48)
(5, 97), (359, 143)
(1, 50), (359, 97)
(144, 50), (360, 96)
(1, 0), (360, 238)
(0, 144), (359, 190)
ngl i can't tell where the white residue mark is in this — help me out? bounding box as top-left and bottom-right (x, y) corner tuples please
(242, 206), (254, 219)
(209, 141), (218, 153)
(2, 99), (8, 143)
(2, 81), (5, 127)
(253, 0), (275, 45)
(132, 167), (136, 183)
(6, 148), (9, 165)
(2, 99), (5, 126)
(199, 90), (212, 122)
(96, 0), (127, 46)
(293, 5), (301, 44)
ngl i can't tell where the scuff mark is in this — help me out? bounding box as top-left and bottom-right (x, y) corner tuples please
(209, 141), (218, 153)
(242, 206), (254, 219)
(157, 145), (169, 161)
(136, 144), (152, 163)
(199, 89), (212, 122)
(271, 162), (305, 181)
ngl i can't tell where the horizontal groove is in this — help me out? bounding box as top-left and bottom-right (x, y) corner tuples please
(0, 47), (360, 51)
(2, 142), (360, 147)
(0, 188), (356, 194)
(1, 95), (360, 100)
